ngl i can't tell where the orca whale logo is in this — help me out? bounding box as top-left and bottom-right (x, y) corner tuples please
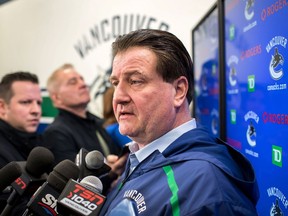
(269, 47), (284, 80)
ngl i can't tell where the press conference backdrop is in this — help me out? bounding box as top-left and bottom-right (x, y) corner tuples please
(222, 0), (288, 215)
(193, 0), (288, 215)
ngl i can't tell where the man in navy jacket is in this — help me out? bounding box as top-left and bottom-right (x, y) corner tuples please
(99, 29), (259, 216)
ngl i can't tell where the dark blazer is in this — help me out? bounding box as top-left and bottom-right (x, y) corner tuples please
(41, 109), (121, 164)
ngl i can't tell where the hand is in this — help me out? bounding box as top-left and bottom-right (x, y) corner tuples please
(106, 153), (129, 176)
(103, 153), (129, 191)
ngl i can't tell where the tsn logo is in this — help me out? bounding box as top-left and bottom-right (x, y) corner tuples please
(66, 183), (104, 210)
(15, 177), (27, 189)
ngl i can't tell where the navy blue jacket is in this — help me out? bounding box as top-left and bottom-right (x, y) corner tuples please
(100, 127), (259, 216)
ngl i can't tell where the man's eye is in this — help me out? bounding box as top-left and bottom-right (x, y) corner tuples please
(130, 79), (142, 85)
(111, 80), (119, 86)
(20, 100), (31, 105)
(68, 80), (77, 85)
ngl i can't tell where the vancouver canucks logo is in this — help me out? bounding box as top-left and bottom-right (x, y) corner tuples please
(211, 108), (219, 136)
(88, 67), (112, 116)
(266, 36), (287, 81)
(244, 111), (259, 147)
(90, 67), (112, 99)
(229, 66), (237, 86)
(246, 120), (256, 147)
(270, 47), (284, 80)
(270, 199), (284, 216)
(244, 0), (255, 20)
(200, 72), (208, 92)
(227, 55), (239, 94)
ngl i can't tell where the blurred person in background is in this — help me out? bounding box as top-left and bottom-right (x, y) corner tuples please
(0, 71), (42, 168)
(41, 63), (121, 164)
(0, 71), (42, 213)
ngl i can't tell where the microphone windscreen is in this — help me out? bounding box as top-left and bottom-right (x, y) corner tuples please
(47, 159), (79, 191)
(26, 146), (55, 177)
(85, 150), (104, 170)
(80, 175), (103, 194)
(0, 161), (22, 191)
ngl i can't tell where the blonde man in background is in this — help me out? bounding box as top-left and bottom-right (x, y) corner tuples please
(42, 64), (121, 164)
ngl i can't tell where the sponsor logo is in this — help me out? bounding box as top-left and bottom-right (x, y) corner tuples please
(229, 66), (237, 87)
(267, 39), (286, 80)
(240, 44), (262, 60)
(15, 177), (26, 190)
(40, 194), (58, 216)
(267, 187), (288, 215)
(66, 184), (104, 211)
(244, 111), (259, 147)
(261, 0), (288, 21)
(243, 0), (257, 32)
(244, 111), (259, 157)
(230, 109), (237, 124)
(266, 36), (287, 91)
(74, 14), (169, 59)
(270, 199), (284, 216)
(248, 75), (255, 92)
(59, 180), (105, 216)
(211, 108), (219, 136)
(200, 71), (208, 94)
(262, 112), (288, 125)
(229, 24), (235, 41)
(227, 55), (239, 94)
(244, 0), (255, 20)
(272, 145), (282, 167)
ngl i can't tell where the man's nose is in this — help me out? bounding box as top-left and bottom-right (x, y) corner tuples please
(113, 83), (130, 105)
(30, 101), (41, 115)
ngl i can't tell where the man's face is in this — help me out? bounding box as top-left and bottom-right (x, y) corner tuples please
(0, 81), (42, 133)
(110, 47), (178, 146)
(54, 69), (90, 108)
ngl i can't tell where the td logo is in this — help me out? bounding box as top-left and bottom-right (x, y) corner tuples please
(230, 109), (236, 124)
(272, 145), (282, 167)
(248, 75), (255, 92)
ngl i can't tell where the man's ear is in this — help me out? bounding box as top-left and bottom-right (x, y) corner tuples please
(0, 98), (7, 117)
(49, 93), (60, 107)
(173, 76), (188, 107)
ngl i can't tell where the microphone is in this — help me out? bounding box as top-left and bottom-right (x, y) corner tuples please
(80, 175), (103, 194)
(0, 161), (22, 193)
(85, 151), (105, 170)
(57, 175), (106, 216)
(1, 147), (54, 216)
(75, 148), (111, 181)
(24, 159), (80, 216)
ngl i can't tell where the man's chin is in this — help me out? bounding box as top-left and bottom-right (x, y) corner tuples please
(119, 127), (133, 137)
(25, 127), (38, 133)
